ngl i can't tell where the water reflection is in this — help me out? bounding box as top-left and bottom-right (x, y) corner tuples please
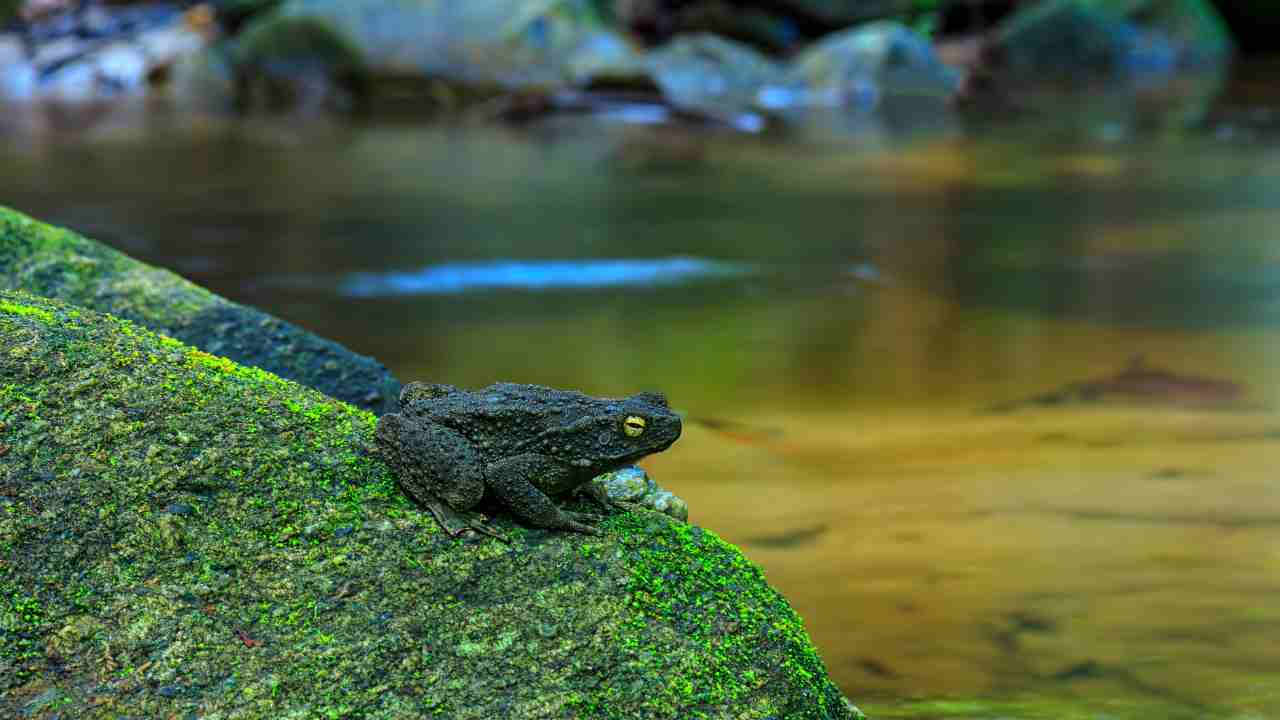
(2, 119), (1279, 717)
(336, 257), (753, 296)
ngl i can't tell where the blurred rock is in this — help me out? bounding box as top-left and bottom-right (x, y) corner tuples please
(565, 26), (647, 86)
(637, 23), (954, 130)
(787, 20), (959, 110)
(273, 0), (620, 93)
(964, 0), (1233, 131)
(0, 2), (211, 106)
(644, 32), (784, 114)
(228, 12), (366, 112)
(92, 41), (149, 92)
(989, 0), (1231, 79)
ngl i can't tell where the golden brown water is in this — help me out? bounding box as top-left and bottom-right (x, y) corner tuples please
(3, 118), (1279, 717)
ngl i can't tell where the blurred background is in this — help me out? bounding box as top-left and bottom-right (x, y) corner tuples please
(3, 1), (1280, 717)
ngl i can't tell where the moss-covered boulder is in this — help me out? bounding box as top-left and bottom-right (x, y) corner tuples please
(0, 291), (859, 719)
(230, 14), (369, 112)
(273, 0), (632, 92)
(0, 206), (400, 414)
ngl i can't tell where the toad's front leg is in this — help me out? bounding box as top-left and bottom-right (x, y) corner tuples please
(486, 454), (603, 536)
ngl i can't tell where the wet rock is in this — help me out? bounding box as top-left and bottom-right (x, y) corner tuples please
(0, 205), (401, 414)
(643, 32), (786, 120)
(0, 290), (861, 720)
(91, 41), (150, 92)
(991, 0), (1231, 78)
(271, 0), (621, 94)
(0, 4), (210, 105)
(957, 0), (1232, 131)
(0, 5), (211, 106)
(564, 27), (647, 87)
(786, 21), (959, 110)
(638, 24), (954, 130)
(649, 488), (689, 521)
(228, 12), (367, 112)
(595, 465), (690, 521)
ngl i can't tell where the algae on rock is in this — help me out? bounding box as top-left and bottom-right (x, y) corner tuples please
(0, 205), (400, 414)
(0, 291), (859, 719)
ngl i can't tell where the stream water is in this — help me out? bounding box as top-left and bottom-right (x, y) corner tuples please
(2, 107), (1279, 718)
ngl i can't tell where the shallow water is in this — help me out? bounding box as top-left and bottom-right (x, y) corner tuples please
(3, 113), (1280, 717)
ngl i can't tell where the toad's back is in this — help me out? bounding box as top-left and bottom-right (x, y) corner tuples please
(410, 382), (620, 458)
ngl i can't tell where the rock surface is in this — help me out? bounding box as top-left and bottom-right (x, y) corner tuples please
(597, 466), (690, 522)
(0, 205), (400, 414)
(272, 0), (622, 90)
(0, 2), (210, 105)
(990, 0), (1232, 78)
(0, 290), (860, 719)
(787, 21), (959, 110)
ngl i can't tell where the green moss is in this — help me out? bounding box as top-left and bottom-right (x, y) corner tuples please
(0, 301), (55, 325)
(0, 291), (856, 719)
(0, 205), (399, 413)
(583, 514), (855, 719)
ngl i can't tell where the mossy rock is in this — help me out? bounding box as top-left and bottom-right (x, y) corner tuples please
(275, 0), (618, 92)
(230, 13), (369, 111)
(0, 205), (400, 414)
(0, 291), (860, 719)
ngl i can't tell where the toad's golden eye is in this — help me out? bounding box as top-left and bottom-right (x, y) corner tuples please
(623, 415), (647, 437)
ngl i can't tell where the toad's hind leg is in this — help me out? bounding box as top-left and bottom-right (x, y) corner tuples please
(486, 454), (603, 536)
(375, 412), (505, 541)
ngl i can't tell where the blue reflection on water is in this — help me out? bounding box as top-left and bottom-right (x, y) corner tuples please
(339, 257), (754, 297)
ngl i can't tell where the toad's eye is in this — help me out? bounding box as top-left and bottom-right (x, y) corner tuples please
(623, 415), (647, 437)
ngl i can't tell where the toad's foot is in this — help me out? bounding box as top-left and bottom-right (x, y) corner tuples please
(557, 509), (606, 536)
(417, 491), (510, 544)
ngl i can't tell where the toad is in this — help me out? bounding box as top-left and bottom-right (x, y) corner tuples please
(376, 382), (682, 539)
